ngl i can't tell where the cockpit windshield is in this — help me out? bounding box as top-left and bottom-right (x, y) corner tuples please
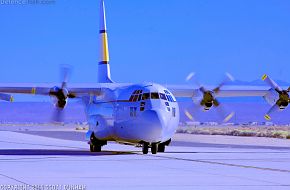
(129, 90), (176, 102)
(151, 93), (159, 99)
(142, 93), (150, 100)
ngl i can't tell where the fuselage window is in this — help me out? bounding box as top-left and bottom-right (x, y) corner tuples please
(130, 107), (137, 117)
(140, 101), (145, 111)
(151, 92), (160, 99)
(129, 95), (134, 102)
(142, 93), (150, 100)
(159, 93), (167, 100)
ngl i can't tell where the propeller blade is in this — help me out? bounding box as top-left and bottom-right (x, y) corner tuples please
(185, 72), (195, 82)
(264, 104), (280, 120)
(185, 72), (204, 88)
(52, 107), (65, 123)
(213, 72), (235, 93)
(184, 109), (194, 121)
(262, 74), (282, 93)
(223, 112), (235, 123)
(215, 104), (235, 122)
(61, 65), (72, 89)
(213, 99), (220, 107)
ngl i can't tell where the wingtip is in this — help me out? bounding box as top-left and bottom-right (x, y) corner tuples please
(262, 74), (268, 81)
(264, 114), (271, 121)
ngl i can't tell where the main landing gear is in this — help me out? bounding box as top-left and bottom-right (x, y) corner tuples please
(141, 143), (160, 154)
(89, 133), (107, 152)
(142, 139), (171, 154)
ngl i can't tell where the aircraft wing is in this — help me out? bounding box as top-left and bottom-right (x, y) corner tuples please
(0, 83), (131, 99)
(166, 85), (271, 98)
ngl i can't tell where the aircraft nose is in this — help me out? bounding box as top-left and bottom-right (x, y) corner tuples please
(140, 109), (166, 142)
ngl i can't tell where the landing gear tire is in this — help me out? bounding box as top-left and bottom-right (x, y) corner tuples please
(157, 144), (165, 152)
(151, 143), (158, 154)
(89, 133), (106, 152)
(90, 144), (101, 152)
(142, 143), (149, 154)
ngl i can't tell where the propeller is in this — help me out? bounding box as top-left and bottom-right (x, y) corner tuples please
(185, 72), (235, 122)
(49, 65), (76, 122)
(262, 74), (290, 120)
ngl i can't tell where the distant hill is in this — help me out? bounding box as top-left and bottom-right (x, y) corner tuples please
(0, 102), (290, 125)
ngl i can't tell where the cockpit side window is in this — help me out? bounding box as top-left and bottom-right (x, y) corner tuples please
(129, 95), (134, 102)
(151, 92), (160, 99)
(129, 90), (143, 102)
(132, 95), (139, 102)
(138, 94), (142, 101)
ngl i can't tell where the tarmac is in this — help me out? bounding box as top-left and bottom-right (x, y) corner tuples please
(0, 126), (290, 190)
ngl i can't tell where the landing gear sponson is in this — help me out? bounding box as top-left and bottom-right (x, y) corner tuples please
(89, 133), (171, 155)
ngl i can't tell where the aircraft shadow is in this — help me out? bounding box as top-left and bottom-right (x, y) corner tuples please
(0, 149), (135, 156)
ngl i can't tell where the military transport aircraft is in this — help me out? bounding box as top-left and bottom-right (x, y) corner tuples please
(0, 0), (289, 154)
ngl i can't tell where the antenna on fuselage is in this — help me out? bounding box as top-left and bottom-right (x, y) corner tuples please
(98, 0), (113, 83)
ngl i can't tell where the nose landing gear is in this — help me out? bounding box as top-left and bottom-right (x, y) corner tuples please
(151, 143), (158, 154)
(89, 133), (107, 152)
(142, 142), (149, 154)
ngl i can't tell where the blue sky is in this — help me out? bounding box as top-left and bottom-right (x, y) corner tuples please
(0, 0), (290, 85)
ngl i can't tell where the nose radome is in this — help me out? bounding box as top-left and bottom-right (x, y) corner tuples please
(142, 109), (166, 127)
(139, 109), (167, 142)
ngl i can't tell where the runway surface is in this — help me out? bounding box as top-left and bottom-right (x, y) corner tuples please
(0, 127), (290, 190)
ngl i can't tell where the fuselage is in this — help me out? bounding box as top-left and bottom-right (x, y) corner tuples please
(85, 83), (180, 145)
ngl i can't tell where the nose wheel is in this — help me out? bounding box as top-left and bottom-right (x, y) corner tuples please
(90, 143), (101, 152)
(142, 143), (149, 154)
(151, 143), (158, 154)
(89, 133), (107, 152)
(142, 143), (159, 154)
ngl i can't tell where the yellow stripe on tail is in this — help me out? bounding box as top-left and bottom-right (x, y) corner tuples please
(100, 32), (109, 63)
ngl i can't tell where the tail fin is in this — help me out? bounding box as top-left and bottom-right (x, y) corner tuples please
(98, 0), (113, 83)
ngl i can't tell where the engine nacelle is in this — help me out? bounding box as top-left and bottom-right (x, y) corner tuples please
(49, 86), (69, 109)
(88, 115), (112, 139)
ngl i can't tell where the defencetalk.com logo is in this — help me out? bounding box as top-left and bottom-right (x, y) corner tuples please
(0, 0), (56, 5)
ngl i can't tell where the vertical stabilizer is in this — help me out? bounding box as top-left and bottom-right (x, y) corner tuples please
(98, 0), (113, 83)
